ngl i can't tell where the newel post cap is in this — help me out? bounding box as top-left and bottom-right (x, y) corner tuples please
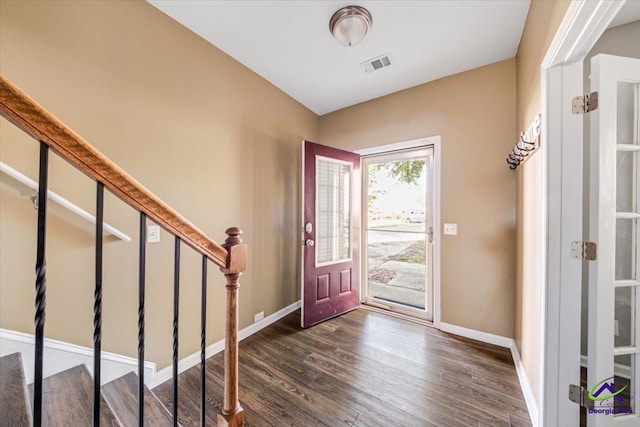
(224, 227), (243, 247)
(221, 227), (246, 275)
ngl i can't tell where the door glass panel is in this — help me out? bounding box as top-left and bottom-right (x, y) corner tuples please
(367, 230), (426, 309)
(613, 354), (635, 416)
(615, 286), (635, 348)
(617, 151), (636, 213)
(316, 158), (351, 264)
(616, 219), (636, 281)
(617, 82), (638, 145)
(365, 155), (429, 313)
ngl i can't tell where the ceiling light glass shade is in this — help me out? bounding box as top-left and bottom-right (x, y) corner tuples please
(329, 6), (372, 47)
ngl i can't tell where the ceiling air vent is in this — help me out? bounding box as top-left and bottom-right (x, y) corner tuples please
(360, 53), (393, 73)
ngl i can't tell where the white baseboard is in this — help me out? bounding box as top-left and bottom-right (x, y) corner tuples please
(511, 343), (540, 427)
(1, 300), (301, 389)
(439, 322), (513, 348)
(438, 322), (538, 427)
(0, 329), (156, 385)
(148, 299), (301, 388)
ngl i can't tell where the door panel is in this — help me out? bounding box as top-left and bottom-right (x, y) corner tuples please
(362, 148), (434, 320)
(588, 54), (640, 427)
(302, 141), (360, 328)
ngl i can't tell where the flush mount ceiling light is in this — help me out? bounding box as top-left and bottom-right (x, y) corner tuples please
(329, 5), (373, 47)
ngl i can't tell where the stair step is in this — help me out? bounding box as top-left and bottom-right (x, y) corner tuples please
(28, 364), (119, 426)
(0, 353), (32, 427)
(103, 371), (173, 426)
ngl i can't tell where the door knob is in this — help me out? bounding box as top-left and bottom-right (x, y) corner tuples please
(305, 239), (315, 247)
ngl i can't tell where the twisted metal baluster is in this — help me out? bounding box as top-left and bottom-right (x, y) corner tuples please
(94, 182), (104, 427)
(173, 237), (181, 426)
(138, 212), (146, 427)
(200, 255), (207, 427)
(33, 142), (49, 427)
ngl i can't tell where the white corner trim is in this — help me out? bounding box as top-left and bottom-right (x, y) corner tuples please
(439, 322), (513, 348)
(0, 329), (156, 385)
(542, 0), (625, 68)
(438, 323), (538, 426)
(432, 139), (442, 328)
(512, 343), (540, 427)
(148, 299), (301, 388)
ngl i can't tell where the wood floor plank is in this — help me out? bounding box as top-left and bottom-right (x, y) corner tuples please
(509, 412), (534, 427)
(304, 350), (484, 426)
(153, 379), (202, 427)
(154, 308), (532, 426)
(28, 364), (119, 427)
(237, 351), (359, 426)
(154, 362), (268, 427)
(208, 357), (327, 427)
(0, 353), (32, 427)
(102, 371), (173, 426)
(310, 372), (436, 427)
(240, 334), (429, 426)
(243, 334), (322, 386)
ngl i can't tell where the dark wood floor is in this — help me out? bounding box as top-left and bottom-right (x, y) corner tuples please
(154, 309), (532, 427)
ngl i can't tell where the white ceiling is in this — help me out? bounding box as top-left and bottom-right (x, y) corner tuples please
(148, 1), (531, 115)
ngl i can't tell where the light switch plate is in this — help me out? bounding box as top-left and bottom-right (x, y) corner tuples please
(443, 223), (457, 235)
(147, 224), (160, 243)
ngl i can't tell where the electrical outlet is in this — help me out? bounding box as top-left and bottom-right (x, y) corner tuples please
(443, 223), (457, 235)
(254, 311), (264, 323)
(147, 224), (160, 243)
(615, 320), (619, 336)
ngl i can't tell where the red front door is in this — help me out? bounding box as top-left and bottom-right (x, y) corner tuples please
(302, 141), (360, 328)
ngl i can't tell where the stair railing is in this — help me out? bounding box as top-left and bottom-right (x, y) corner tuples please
(0, 75), (246, 427)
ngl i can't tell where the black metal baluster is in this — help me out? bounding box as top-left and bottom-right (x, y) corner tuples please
(200, 255), (207, 427)
(93, 182), (104, 427)
(138, 213), (146, 427)
(173, 237), (181, 426)
(33, 142), (49, 427)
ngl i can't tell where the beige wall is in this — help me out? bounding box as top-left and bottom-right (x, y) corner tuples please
(0, 0), (318, 369)
(320, 59), (517, 338)
(515, 0), (570, 405)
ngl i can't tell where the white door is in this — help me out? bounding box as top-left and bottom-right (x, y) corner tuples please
(361, 147), (434, 321)
(587, 54), (640, 426)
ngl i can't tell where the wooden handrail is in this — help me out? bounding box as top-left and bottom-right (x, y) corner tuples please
(0, 75), (228, 268)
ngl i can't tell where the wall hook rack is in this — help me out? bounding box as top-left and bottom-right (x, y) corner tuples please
(507, 114), (541, 170)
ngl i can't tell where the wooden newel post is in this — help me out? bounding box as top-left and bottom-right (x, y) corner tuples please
(217, 227), (247, 427)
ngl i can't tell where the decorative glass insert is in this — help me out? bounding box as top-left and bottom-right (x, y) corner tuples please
(617, 151), (636, 213)
(316, 157), (351, 264)
(617, 82), (638, 146)
(613, 353), (635, 416)
(614, 286), (635, 348)
(616, 219), (636, 281)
